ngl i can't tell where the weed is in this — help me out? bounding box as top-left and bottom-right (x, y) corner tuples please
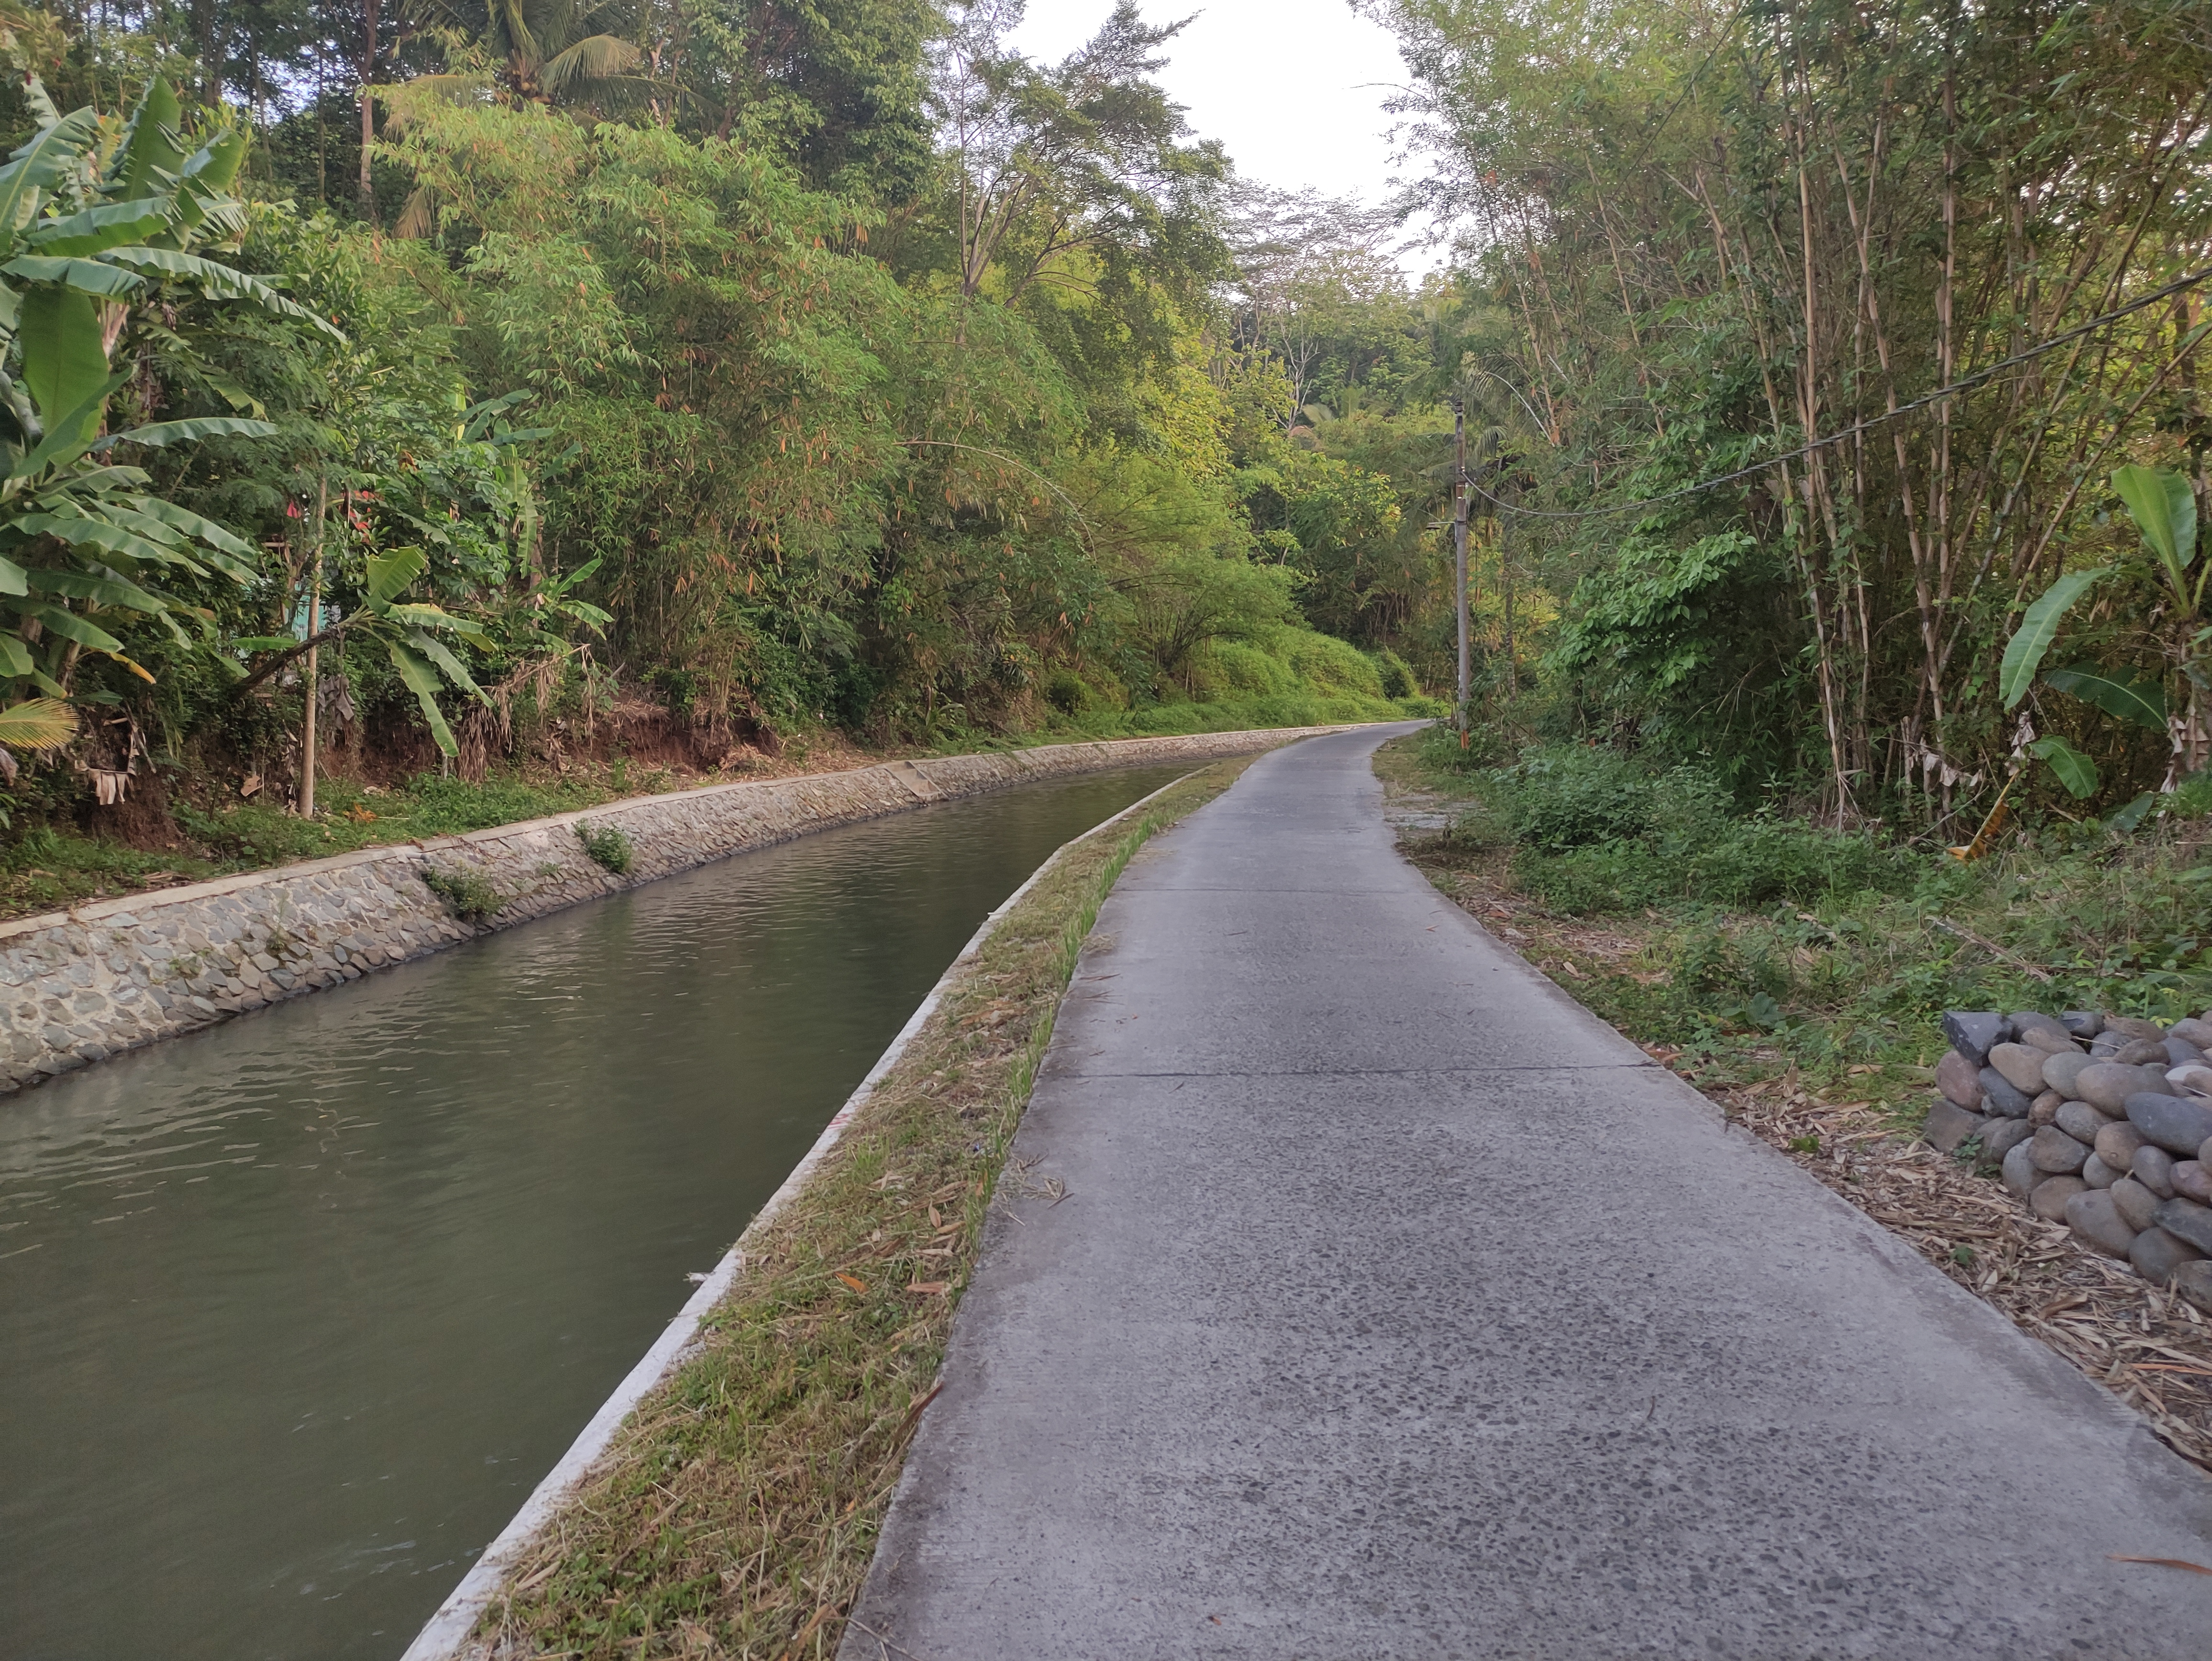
(1044, 668), (1088, 715)
(575, 821), (634, 875)
(420, 866), (505, 922)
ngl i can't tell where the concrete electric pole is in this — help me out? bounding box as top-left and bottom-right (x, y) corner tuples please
(1451, 397), (1470, 735)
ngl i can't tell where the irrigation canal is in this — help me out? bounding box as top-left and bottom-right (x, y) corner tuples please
(0, 763), (1192, 1661)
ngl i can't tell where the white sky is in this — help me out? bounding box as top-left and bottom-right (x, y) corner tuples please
(1008, 0), (1439, 269)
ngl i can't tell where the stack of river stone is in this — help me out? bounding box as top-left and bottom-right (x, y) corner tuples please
(1923, 1008), (2212, 1311)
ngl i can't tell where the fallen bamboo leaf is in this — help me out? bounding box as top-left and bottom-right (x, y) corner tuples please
(783, 1599), (843, 1660)
(835, 1273), (867, 1294)
(907, 1280), (949, 1295)
(892, 1381), (945, 1444)
(2107, 1555), (2212, 1576)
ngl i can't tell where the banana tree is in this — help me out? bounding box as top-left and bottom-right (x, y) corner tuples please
(1998, 463), (2208, 804)
(233, 543), (495, 755)
(0, 75), (332, 771)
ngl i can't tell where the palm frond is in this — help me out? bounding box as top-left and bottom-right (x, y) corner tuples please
(541, 33), (642, 93)
(395, 184), (440, 240)
(494, 0), (538, 59)
(0, 697), (77, 751)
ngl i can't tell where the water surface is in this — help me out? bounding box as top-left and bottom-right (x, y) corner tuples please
(0, 764), (1189, 1660)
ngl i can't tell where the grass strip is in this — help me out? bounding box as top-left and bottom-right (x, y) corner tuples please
(474, 753), (1263, 1660)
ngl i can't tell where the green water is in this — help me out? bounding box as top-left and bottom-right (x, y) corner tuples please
(0, 765), (1189, 1660)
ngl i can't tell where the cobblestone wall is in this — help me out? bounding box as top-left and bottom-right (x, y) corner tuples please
(0, 728), (1344, 1094)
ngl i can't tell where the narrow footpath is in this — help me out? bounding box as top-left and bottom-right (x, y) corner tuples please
(844, 727), (2212, 1659)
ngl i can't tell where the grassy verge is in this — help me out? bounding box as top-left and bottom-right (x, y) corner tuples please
(473, 754), (1260, 1659)
(0, 758), (741, 922)
(1375, 732), (2212, 1473)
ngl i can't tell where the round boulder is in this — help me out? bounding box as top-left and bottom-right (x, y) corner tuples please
(2105, 1015), (2168, 1042)
(2172, 1161), (2212, 1205)
(1921, 1096), (1986, 1156)
(1987, 1042), (2047, 1096)
(2030, 1091), (2063, 1126)
(2129, 1226), (2204, 1285)
(2029, 1126), (2091, 1174)
(2093, 1120), (2147, 1172)
(2055, 1100), (2113, 1144)
(2111, 1177), (2162, 1234)
(1936, 1047), (1983, 1108)
(2081, 1153), (2120, 1189)
(2077, 1062), (2161, 1112)
(2168, 1036), (2209, 1068)
(2030, 1175), (2087, 1221)
(2168, 1016), (2212, 1049)
(2154, 1197), (2212, 1256)
(2041, 1050), (2093, 1101)
(2134, 1145), (2178, 1199)
(2174, 1260), (2212, 1316)
(1982, 1117), (2035, 1165)
(2064, 1189), (2138, 1260)
(2002, 1140), (2044, 1199)
(2125, 1091), (2212, 1156)
(1980, 1067), (2034, 1118)
(2061, 1010), (2104, 1039)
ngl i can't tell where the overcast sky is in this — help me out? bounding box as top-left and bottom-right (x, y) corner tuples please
(1006, 0), (1437, 266)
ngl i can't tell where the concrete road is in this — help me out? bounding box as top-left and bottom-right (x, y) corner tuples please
(842, 726), (2212, 1660)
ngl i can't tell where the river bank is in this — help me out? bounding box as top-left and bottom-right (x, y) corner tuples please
(425, 756), (1263, 1660)
(1373, 734), (2212, 1476)
(0, 728), (1355, 1097)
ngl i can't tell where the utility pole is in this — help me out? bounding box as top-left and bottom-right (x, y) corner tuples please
(1451, 397), (1470, 736)
(299, 479), (326, 818)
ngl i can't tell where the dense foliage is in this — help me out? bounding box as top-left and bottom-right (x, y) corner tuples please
(0, 0), (1439, 845)
(1372, 0), (2212, 835)
(7, 0), (2208, 866)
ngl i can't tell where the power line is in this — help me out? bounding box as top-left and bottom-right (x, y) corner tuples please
(1467, 262), (2212, 522)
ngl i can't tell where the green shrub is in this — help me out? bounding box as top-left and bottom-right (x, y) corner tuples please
(1276, 630), (1385, 698)
(1486, 744), (1909, 914)
(1044, 669), (1088, 715)
(1487, 746), (1712, 853)
(577, 821), (634, 875)
(1375, 648), (1417, 699)
(421, 866), (506, 921)
(1200, 640), (1299, 697)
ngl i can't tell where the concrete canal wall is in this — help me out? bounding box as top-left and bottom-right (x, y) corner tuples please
(0, 728), (1349, 1095)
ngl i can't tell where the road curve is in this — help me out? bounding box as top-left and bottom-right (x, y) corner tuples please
(842, 725), (2211, 1660)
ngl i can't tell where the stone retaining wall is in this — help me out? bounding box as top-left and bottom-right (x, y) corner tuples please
(1922, 1006), (2212, 1311)
(0, 728), (1348, 1096)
